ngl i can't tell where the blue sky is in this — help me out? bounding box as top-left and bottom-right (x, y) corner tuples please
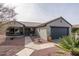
(9, 3), (79, 25)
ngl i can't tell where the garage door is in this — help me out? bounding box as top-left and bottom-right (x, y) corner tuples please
(51, 27), (69, 39)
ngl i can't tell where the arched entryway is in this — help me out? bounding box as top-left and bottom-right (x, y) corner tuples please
(0, 26), (25, 46)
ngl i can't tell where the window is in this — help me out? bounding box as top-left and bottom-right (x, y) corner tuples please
(6, 27), (23, 36)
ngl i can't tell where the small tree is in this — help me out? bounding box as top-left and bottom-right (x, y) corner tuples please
(0, 3), (17, 34)
(0, 3), (17, 22)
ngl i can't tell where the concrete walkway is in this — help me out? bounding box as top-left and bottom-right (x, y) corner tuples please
(16, 36), (56, 56)
(16, 48), (34, 56)
(25, 36), (32, 45)
(25, 42), (55, 50)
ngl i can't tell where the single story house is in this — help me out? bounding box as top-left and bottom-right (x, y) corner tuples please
(0, 17), (72, 41)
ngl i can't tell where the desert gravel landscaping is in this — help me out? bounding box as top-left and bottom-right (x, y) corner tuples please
(31, 46), (71, 56)
(0, 46), (24, 56)
(0, 35), (71, 56)
(0, 35), (24, 56)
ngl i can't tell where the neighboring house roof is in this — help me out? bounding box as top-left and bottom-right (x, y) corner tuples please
(0, 16), (72, 27)
(72, 24), (79, 28)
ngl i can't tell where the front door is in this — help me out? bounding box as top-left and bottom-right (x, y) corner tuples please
(25, 27), (36, 36)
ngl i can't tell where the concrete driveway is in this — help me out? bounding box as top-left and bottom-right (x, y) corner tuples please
(16, 36), (56, 56)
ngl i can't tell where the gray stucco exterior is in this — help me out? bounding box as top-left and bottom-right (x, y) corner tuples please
(36, 17), (72, 41)
(46, 17), (72, 36)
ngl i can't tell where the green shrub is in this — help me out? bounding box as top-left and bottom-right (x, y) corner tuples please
(72, 28), (79, 33)
(59, 35), (79, 55)
(59, 36), (75, 51)
(71, 48), (79, 56)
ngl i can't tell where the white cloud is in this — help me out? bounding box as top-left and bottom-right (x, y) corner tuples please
(14, 4), (38, 22)
(4, 3), (54, 23)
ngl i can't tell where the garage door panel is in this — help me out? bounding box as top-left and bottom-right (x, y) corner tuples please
(51, 27), (69, 39)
